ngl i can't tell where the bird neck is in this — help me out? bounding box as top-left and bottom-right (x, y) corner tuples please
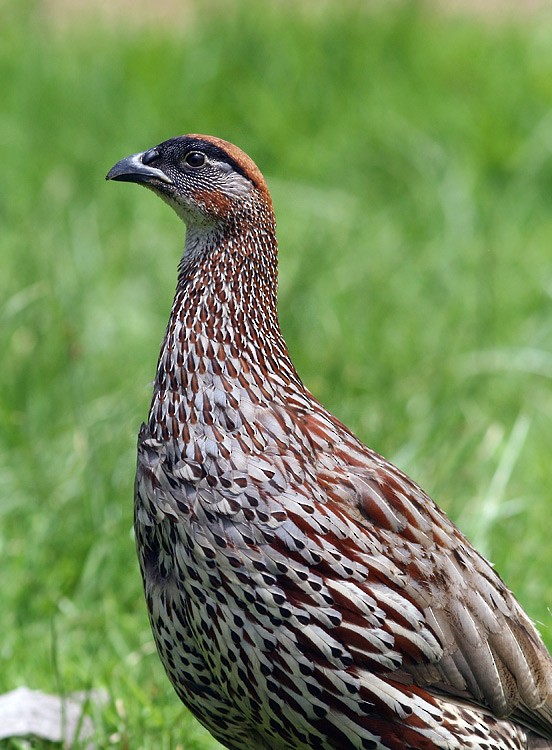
(147, 204), (304, 442)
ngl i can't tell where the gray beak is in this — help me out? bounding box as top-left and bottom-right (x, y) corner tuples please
(105, 151), (173, 185)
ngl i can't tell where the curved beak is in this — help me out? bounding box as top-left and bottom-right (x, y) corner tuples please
(105, 151), (173, 185)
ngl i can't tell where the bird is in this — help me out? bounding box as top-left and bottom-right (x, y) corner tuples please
(106, 134), (552, 750)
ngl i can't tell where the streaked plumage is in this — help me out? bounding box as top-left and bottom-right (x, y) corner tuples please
(107, 135), (552, 750)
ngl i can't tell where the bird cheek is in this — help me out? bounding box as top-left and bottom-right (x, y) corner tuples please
(191, 188), (233, 217)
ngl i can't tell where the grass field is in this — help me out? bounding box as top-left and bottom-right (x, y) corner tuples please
(2, 2), (552, 747)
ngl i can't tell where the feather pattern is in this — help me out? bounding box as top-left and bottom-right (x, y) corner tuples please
(107, 134), (552, 750)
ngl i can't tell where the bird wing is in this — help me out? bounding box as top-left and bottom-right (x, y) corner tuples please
(295, 405), (552, 739)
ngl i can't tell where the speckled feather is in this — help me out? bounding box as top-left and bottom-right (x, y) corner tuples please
(107, 135), (552, 750)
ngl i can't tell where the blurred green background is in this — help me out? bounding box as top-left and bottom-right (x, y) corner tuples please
(2, 1), (552, 747)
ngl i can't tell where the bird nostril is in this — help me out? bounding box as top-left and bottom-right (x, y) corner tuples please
(142, 148), (160, 165)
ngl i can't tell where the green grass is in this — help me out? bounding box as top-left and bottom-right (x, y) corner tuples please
(2, 1), (552, 747)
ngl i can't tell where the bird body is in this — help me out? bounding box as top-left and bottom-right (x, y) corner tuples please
(107, 135), (552, 750)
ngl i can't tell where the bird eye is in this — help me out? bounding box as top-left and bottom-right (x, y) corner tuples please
(184, 151), (206, 168)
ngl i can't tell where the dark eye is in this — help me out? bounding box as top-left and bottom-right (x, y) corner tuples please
(184, 151), (206, 168)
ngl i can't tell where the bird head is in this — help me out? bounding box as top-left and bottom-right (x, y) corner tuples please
(106, 134), (272, 226)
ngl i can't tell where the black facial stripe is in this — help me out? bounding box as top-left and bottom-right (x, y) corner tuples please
(161, 137), (252, 185)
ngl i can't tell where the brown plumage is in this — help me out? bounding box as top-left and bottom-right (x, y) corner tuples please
(106, 135), (552, 750)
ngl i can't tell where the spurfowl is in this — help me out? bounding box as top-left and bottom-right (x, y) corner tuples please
(107, 135), (552, 750)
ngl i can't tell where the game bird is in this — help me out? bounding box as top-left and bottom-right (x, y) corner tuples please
(106, 135), (552, 750)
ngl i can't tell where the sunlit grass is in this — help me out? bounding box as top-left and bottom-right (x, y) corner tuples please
(2, 2), (552, 747)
